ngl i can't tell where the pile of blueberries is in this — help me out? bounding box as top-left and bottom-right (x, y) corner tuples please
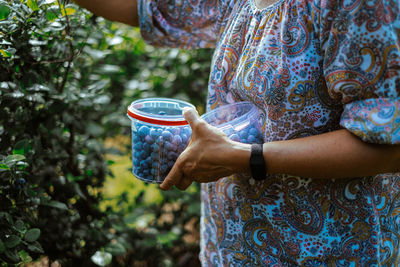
(131, 121), (263, 183)
(226, 126), (263, 144)
(132, 123), (192, 183)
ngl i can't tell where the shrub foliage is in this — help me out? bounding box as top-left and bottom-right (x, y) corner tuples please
(0, 0), (211, 266)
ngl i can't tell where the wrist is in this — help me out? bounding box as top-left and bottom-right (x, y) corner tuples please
(226, 140), (251, 174)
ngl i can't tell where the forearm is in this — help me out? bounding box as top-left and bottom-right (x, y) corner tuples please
(73, 0), (138, 26)
(234, 129), (400, 179)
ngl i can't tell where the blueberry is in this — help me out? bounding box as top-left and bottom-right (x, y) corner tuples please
(151, 143), (159, 151)
(142, 143), (151, 152)
(161, 164), (168, 173)
(140, 160), (148, 168)
(145, 135), (154, 144)
(240, 138), (247, 143)
(133, 158), (139, 166)
(132, 135), (140, 143)
(181, 133), (188, 143)
(238, 130), (248, 139)
(152, 161), (159, 169)
(138, 125), (150, 137)
(172, 135), (182, 145)
(249, 127), (259, 136)
(247, 135), (256, 143)
(162, 130), (173, 141)
(166, 127), (176, 135)
(167, 151), (177, 160)
(133, 151), (141, 158)
(167, 161), (174, 168)
(165, 141), (174, 151)
(150, 128), (159, 139)
(134, 142), (142, 150)
(151, 152), (159, 160)
(179, 143), (186, 152)
(156, 136), (163, 144)
(162, 146), (169, 155)
(183, 127), (192, 136)
(143, 169), (150, 177)
(229, 133), (240, 142)
(146, 156), (152, 165)
(151, 169), (158, 176)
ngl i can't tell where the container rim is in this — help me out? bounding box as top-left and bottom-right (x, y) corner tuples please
(127, 98), (194, 126)
(201, 102), (257, 130)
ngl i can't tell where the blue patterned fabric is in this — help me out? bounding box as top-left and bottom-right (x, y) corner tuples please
(139, 0), (400, 265)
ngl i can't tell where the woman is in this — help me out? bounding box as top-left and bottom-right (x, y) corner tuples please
(76, 0), (400, 265)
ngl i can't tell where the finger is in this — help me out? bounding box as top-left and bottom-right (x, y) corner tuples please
(176, 176), (193, 191)
(159, 161), (184, 190)
(182, 107), (201, 128)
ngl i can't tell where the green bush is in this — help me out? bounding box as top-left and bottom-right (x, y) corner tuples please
(0, 0), (211, 266)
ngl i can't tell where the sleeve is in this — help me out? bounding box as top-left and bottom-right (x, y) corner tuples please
(138, 0), (236, 49)
(317, 0), (400, 144)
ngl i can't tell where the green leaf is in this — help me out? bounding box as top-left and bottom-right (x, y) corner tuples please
(24, 228), (40, 242)
(0, 240), (5, 254)
(26, 0), (39, 11)
(27, 241), (44, 253)
(156, 231), (179, 247)
(0, 212), (13, 224)
(45, 6), (59, 21)
(60, 4), (77, 16)
(14, 219), (26, 233)
(5, 235), (21, 248)
(3, 154), (25, 167)
(0, 49), (11, 58)
(5, 249), (20, 263)
(13, 139), (32, 155)
(18, 250), (32, 263)
(0, 163), (10, 171)
(91, 251), (112, 267)
(104, 242), (126, 256)
(0, 1), (10, 21)
(42, 200), (68, 210)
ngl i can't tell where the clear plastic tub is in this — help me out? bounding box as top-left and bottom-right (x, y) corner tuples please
(127, 98), (194, 184)
(201, 102), (264, 144)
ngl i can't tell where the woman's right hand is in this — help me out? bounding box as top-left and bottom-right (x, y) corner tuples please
(160, 108), (251, 191)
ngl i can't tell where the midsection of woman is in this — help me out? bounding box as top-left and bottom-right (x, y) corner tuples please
(200, 0), (400, 265)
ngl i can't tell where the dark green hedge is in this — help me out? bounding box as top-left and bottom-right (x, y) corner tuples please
(0, 0), (211, 266)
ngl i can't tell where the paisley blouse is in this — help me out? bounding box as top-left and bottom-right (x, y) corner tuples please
(138, 0), (400, 265)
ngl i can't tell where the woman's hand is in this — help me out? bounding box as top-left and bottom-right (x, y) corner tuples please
(159, 108), (251, 191)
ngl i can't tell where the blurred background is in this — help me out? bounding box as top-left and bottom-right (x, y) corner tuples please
(0, 1), (212, 266)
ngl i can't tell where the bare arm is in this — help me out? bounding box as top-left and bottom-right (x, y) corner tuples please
(262, 129), (400, 179)
(160, 108), (400, 190)
(73, 0), (138, 26)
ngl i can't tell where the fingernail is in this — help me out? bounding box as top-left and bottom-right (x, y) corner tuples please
(182, 107), (192, 114)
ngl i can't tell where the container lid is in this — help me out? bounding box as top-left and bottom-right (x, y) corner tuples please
(201, 102), (257, 131)
(127, 98), (195, 126)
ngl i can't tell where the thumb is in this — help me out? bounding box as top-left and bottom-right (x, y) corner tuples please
(182, 107), (201, 127)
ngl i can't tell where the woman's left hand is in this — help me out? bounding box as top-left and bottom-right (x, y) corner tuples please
(159, 108), (251, 191)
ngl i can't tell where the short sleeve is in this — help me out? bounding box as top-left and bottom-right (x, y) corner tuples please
(138, 0), (236, 49)
(317, 0), (400, 144)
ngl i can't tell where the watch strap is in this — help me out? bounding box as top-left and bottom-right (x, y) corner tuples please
(250, 143), (266, 181)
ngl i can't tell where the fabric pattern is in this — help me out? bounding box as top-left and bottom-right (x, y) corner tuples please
(139, 0), (400, 265)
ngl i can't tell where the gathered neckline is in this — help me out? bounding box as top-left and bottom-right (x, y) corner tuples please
(250, 0), (286, 13)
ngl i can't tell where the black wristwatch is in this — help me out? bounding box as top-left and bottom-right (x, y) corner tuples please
(250, 143), (267, 180)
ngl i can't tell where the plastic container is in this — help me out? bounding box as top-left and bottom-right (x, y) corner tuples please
(201, 102), (264, 144)
(127, 98), (194, 184)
